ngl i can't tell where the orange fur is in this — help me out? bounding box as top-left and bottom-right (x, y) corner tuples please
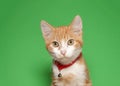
(40, 15), (92, 86)
(46, 26), (83, 54)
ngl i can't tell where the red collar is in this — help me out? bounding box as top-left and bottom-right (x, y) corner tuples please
(54, 53), (82, 71)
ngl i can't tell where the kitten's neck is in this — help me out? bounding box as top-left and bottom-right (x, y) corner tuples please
(54, 53), (82, 71)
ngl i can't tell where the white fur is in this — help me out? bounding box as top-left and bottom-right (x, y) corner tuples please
(51, 39), (82, 64)
(52, 61), (87, 86)
(51, 39), (85, 86)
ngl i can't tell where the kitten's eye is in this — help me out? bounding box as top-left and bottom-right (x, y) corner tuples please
(67, 39), (74, 45)
(52, 41), (59, 47)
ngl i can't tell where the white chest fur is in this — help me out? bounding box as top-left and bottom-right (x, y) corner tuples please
(52, 62), (87, 86)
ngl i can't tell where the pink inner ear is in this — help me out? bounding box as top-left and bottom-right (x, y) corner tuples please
(71, 15), (82, 34)
(41, 20), (53, 38)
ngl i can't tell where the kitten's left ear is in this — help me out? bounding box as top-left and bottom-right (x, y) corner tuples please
(71, 15), (82, 34)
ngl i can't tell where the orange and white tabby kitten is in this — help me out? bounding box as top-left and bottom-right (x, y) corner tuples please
(40, 15), (92, 86)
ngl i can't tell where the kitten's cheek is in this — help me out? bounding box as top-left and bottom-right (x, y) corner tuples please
(66, 47), (75, 58)
(66, 51), (73, 58)
(51, 53), (56, 57)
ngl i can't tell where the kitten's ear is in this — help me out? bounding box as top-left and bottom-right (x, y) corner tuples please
(40, 20), (54, 39)
(71, 15), (82, 35)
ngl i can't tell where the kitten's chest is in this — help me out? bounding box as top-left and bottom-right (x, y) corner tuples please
(52, 62), (86, 81)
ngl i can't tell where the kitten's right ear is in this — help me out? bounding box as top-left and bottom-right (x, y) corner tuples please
(40, 20), (54, 39)
(70, 15), (82, 35)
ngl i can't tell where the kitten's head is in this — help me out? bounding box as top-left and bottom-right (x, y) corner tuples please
(40, 15), (83, 64)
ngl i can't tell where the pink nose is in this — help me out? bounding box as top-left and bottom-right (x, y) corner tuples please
(61, 50), (66, 56)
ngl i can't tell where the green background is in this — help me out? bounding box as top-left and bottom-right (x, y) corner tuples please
(0, 0), (120, 86)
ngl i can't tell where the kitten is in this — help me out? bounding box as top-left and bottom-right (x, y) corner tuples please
(40, 15), (92, 86)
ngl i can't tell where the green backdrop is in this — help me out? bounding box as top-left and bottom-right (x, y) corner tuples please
(0, 0), (120, 86)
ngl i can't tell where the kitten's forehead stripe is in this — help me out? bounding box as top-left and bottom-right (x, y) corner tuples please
(54, 26), (71, 41)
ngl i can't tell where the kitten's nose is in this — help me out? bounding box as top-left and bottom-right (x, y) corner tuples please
(60, 50), (66, 56)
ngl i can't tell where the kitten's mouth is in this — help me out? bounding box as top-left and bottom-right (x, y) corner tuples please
(57, 55), (70, 60)
(59, 55), (68, 58)
(51, 55), (65, 59)
(56, 57), (73, 65)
